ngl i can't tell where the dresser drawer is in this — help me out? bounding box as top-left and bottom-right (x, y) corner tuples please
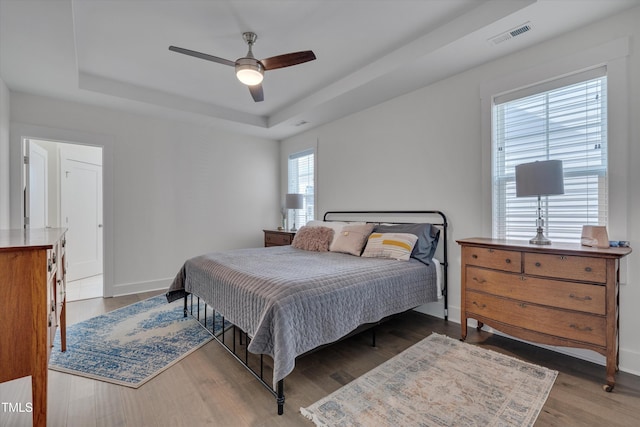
(466, 290), (606, 346)
(462, 246), (521, 273)
(524, 253), (606, 283)
(47, 245), (58, 279)
(465, 266), (606, 315)
(55, 276), (65, 325)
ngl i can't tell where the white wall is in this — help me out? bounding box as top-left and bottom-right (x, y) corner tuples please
(10, 92), (280, 296)
(0, 76), (9, 229)
(281, 6), (640, 375)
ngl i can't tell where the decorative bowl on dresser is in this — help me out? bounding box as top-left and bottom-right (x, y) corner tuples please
(457, 237), (631, 392)
(0, 228), (68, 427)
(263, 229), (296, 247)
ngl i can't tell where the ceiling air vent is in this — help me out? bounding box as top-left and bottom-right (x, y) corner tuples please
(488, 22), (532, 46)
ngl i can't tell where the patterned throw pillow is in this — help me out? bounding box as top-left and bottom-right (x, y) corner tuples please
(291, 226), (334, 251)
(372, 223), (440, 265)
(361, 233), (419, 261)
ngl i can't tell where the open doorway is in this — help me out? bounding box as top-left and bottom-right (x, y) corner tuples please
(24, 138), (104, 301)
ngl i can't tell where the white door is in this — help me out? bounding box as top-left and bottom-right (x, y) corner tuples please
(28, 142), (48, 228)
(61, 152), (103, 281)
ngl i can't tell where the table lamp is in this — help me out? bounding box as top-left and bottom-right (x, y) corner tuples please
(285, 193), (304, 231)
(515, 160), (564, 245)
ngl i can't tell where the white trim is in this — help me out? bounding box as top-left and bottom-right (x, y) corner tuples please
(481, 37), (630, 240)
(493, 66), (607, 105)
(110, 277), (173, 298)
(10, 123), (116, 297)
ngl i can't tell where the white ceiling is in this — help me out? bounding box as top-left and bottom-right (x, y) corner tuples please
(1, 0), (638, 140)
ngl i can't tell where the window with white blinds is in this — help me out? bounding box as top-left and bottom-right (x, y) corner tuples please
(492, 68), (608, 243)
(288, 149), (314, 228)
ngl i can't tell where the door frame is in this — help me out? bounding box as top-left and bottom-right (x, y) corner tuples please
(10, 123), (115, 297)
(26, 140), (49, 228)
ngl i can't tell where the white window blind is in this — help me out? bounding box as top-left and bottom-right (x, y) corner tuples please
(492, 69), (608, 243)
(288, 149), (314, 228)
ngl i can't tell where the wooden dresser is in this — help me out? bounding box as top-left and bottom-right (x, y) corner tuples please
(0, 228), (68, 427)
(263, 229), (296, 247)
(457, 237), (631, 392)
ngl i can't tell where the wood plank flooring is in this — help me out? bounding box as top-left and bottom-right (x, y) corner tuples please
(1, 290), (639, 426)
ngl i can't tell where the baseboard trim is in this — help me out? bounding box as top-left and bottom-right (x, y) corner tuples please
(109, 277), (172, 298)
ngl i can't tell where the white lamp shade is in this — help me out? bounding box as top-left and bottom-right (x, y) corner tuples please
(515, 160), (564, 197)
(285, 193), (304, 209)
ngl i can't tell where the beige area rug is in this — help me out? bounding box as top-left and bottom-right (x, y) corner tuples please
(301, 333), (557, 426)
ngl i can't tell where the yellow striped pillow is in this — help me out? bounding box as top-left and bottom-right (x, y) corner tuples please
(361, 233), (419, 261)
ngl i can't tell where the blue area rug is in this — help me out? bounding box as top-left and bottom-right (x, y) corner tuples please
(49, 294), (224, 388)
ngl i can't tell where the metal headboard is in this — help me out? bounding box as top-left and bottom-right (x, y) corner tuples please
(322, 210), (449, 321)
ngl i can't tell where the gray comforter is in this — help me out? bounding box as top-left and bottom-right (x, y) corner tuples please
(167, 245), (437, 387)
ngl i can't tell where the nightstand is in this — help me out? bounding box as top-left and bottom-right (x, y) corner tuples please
(263, 229), (296, 247)
(457, 237), (631, 392)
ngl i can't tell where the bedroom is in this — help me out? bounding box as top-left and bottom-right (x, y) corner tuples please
(1, 0), (639, 425)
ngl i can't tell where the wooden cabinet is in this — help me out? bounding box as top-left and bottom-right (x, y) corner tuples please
(263, 229), (296, 247)
(0, 228), (68, 427)
(457, 237), (631, 392)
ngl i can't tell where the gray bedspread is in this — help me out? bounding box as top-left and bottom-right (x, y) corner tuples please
(167, 245), (437, 387)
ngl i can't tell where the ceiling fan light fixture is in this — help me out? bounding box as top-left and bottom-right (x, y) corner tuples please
(235, 59), (264, 85)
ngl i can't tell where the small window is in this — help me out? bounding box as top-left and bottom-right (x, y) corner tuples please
(492, 68), (607, 243)
(288, 149), (314, 228)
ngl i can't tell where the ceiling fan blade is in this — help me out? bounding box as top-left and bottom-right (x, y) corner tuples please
(260, 51), (316, 70)
(249, 84), (264, 102)
(168, 46), (236, 67)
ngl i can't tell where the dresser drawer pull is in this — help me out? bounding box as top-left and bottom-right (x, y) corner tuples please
(472, 254), (478, 259)
(505, 258), (511, 264)
(559, 256), (567, 260)
(570, 324), (593, 332)
(472, 277), (487, 284)
(585, 267), (592, 272)
(518, 303), (527, 308)
(569, 293), (592, 302)
(535, 262), (541, 267)
(472, 301), (486, 309)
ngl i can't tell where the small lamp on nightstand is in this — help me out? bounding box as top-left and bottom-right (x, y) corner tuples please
(516, 160), (564, 245)
(285, 193), (304, 231)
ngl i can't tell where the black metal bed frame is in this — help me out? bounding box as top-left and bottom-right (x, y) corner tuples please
(182, 210), (449, 415)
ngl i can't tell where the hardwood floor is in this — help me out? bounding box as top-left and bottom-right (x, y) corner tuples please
(1, 291), (639, 426)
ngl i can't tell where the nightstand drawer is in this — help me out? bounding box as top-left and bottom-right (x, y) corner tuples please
(466, 290), (606, 346)
(462, 246), (521, 273)
(465, 266), (606, 315)
(263, 230), (296, 247)
(524, 253), (606, 283)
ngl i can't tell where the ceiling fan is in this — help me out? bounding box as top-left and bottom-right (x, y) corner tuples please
(169, 32), (316, 102)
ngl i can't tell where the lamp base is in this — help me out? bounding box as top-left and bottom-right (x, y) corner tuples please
(529, 227), (552, 245)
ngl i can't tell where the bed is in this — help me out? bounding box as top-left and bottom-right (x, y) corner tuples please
(166, 210), (448, 414)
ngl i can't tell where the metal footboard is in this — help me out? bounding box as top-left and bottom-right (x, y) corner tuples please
(183, 293), (285, 415)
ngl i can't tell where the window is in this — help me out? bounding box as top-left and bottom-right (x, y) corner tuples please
(492, 68), (607, 243)
(288, 149), (314, 228)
